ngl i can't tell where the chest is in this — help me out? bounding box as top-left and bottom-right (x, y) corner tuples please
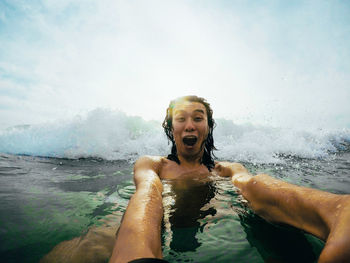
(159, 160), (210, 181)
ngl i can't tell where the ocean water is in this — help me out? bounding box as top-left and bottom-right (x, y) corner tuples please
(0, 109), (350, 263)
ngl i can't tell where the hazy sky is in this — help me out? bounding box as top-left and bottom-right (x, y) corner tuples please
(1, 0), (349, 130)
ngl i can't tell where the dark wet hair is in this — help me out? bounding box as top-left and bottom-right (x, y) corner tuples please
(162, 95), (217, 171)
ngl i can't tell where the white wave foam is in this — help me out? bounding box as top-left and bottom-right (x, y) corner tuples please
(0, 109), (349, 163)
(0, 109), (168, 160)
(214, 119), (350, 163)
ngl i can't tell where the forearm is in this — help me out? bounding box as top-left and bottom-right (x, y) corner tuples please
(232, 173), (350, 263)
(109, 179), (164, 263)
(233, 173), (341, 241)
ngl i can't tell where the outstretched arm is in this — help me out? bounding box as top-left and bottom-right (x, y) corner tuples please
(215, 162), (350, 263)
(109, 156), (164, 263)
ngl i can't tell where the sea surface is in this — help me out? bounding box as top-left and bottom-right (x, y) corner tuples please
(0, 110), (349, 263)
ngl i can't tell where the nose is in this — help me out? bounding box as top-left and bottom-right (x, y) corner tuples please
(184, 118), (195, 132)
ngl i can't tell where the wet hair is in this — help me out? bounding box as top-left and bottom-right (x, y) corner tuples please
(162, 95), (217, 171)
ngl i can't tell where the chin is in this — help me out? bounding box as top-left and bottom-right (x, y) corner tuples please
(183, 146), (202, 156)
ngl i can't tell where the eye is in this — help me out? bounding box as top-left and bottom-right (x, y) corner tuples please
(194, 117), (204, 122)
(175, 117), (185, 122)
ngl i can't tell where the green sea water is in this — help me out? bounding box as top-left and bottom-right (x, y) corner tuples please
(1, 151), (349, 263)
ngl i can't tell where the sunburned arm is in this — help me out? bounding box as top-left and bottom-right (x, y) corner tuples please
(215, 162), (350, 263)
(109, 156), (164, 263)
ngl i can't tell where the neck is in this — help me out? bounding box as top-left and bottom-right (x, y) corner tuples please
(177, 152), (203, 169)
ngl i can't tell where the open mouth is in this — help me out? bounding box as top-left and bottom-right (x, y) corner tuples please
(183, 136), (198, 146)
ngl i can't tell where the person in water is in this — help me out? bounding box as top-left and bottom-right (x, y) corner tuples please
(109, 95), (350, 263)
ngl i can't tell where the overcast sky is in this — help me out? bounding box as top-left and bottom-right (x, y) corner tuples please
(1, 0), (349, 130)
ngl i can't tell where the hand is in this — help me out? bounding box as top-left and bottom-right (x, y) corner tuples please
(214, 161), (247, 177)
(215, 161), (253, 189)
(318, 195), (350, 263)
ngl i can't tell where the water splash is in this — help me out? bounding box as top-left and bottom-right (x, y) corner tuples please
(0, 109), (349, 163)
